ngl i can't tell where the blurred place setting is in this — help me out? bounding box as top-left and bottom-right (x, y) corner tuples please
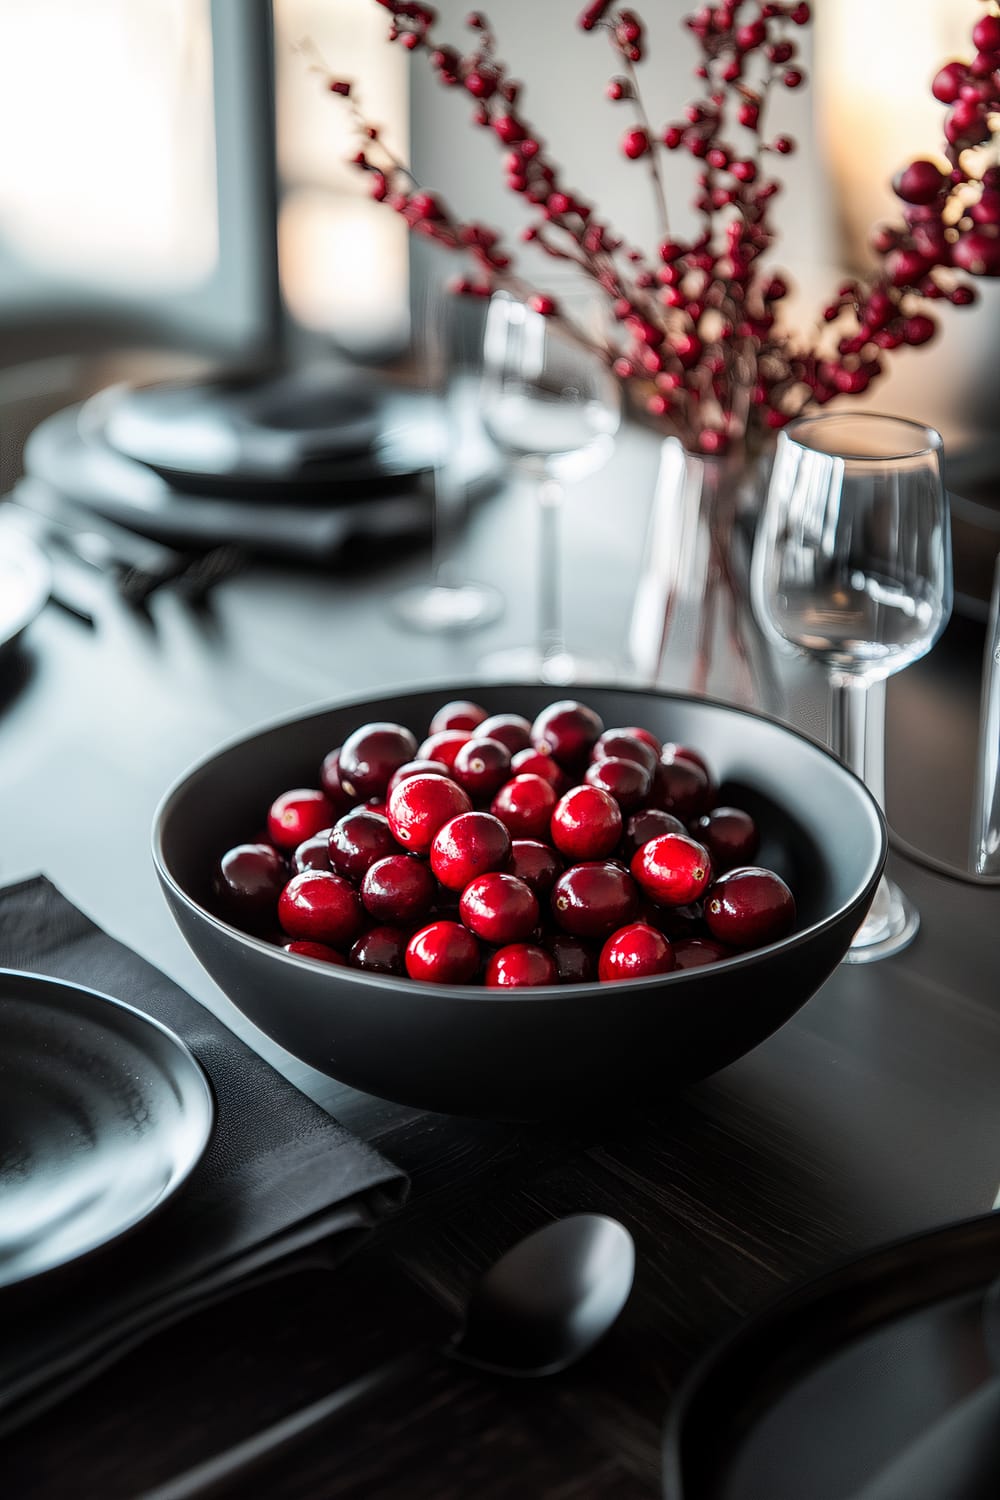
(1, 3), (1000, 1498)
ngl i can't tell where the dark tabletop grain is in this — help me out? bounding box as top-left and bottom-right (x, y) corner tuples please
(0, 424), (996, 1499)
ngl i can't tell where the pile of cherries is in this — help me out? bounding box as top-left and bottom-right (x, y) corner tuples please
(212, 699), (796, 987)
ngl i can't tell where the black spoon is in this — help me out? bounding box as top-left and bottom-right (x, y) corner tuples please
(142, 1213), (635, 1500)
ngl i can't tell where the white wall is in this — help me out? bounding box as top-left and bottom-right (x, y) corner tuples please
(406, 1), (999, 464)
(410, 1), (832, 295)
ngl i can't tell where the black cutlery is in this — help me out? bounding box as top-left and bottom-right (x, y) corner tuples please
(141, 1213), (635, 1500)
(5, 495), (245, 606)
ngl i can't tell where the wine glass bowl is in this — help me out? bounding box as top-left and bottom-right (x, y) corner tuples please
(478, 288), (622, 684)
(481, 295), (619, 476)
(752, 411), (952, 963)
(760, 414), (951, 679)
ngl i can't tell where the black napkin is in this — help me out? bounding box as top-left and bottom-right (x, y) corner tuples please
(0, 876), (408, 1437)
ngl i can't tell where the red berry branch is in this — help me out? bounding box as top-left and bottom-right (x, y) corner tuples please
(322, 0), (1000, 456)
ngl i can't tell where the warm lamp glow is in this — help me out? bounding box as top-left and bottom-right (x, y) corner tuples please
(815, 0), (980, 263)
(274, 0), (409, 344)
(278, 189), (408, 353)
(0, 0), (217, 289)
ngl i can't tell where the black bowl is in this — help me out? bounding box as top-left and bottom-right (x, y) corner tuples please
(152, 685), (885, 1120)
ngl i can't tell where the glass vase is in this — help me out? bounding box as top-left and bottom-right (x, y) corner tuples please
(628, 436), (781, 711)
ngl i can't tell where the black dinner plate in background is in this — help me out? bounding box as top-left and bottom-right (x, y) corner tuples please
(75, 367), (499, 500)
(88, 368), (384, 488)
(20, 380), (501, 556)
(663, 1211), (1000, 1500)
(0, 970), (214, 1290)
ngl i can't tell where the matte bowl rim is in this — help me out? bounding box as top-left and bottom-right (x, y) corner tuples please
(151, 680), (887, 1001)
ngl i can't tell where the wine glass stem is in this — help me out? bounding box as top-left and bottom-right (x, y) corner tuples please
(830, 673), (916, 958)
(431, 392), (464, 589)
(829, 673), (881, 803)
(537, 475), (565, 663)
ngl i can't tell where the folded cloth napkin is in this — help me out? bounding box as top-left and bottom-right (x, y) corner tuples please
(0, 876), (408, 1438)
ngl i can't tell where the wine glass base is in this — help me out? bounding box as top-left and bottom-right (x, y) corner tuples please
(477, 646), (617, 686)
(841, 875), (919, 964)
(392, 582), (504, 634)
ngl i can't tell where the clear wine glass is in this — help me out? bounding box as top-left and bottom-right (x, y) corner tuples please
(393, 270), (504, 633)
(751, 411), (952, 963)
(477, 286), (622, 685)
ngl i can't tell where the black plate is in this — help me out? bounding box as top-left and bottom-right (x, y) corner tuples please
(73, 371), (501, 500)
(0, 970), (214, 1288)
(89, 369), (383, 487)
(663, 1211), (1000, 1500)
(21, 387), (500, 557)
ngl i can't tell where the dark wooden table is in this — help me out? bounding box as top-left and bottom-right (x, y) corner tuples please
(0, 430), (997, 1498)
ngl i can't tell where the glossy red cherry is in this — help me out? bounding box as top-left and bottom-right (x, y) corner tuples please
(530, 700), (604, 769)
(405, 920), (481, 983)
(631, 833), (713, 906)
(618, 724), (662, 757)
(509, 748), (569, 791)
(452, 736), (512, 799)
(338, 722), (418, 801)
(278, 870), (363, 946)
(704, 868), (796, 949)
(430, 811), (511, 891)
(292, 831), (334, 873)
(267, 788), (335, 850)
(692, 806), (760, 871)
(387, 758), (451, 797)
(550, 785), (623, 860)
(387, 773), (473, 855)
(598, 922), (675, 981)
(361, 854), (435, 925)
(214, 843), (286, 930)
(490, 774), (558, 839)
(428, 699), (488, 735)
(328, 809), (397, 882)
(349, 925), (407, 975)
(622, 807), (686, 859)
(584, 756), (652, 813)
(592, 730), (658, 775)
(459, 871), (539, 945)
(654, 757), (712, 818)
(318, 750), (355, 815)
(282, 940), (347, 965)
(548, 933), (597, 983)
(485, 944), (558, 987)
(477, 713), (533, 754)
(661, 743), (712, 782)
(672, 937), (731, 970)
(508, 839), (561, 897)
(551, 861), (639, 939)
(416, 729), (470, 768)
